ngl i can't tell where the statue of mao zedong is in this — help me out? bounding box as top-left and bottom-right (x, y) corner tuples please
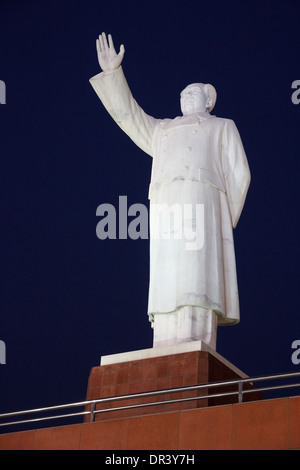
(90, 33), (251, 350)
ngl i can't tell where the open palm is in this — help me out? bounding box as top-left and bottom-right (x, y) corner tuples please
(96, 32), (125, 73)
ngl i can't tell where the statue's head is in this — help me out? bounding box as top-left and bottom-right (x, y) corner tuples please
(180, 83), (217, 115)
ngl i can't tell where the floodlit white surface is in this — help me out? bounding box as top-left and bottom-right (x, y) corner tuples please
(90, 33), (250, 350)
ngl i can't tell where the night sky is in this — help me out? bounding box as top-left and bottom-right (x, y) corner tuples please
(1, 0), (300, 421)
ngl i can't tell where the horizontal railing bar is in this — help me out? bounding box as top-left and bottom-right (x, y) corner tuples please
(0, 411), (90, 428)
(91, 380), (240, 404)
(0, 380), (240, 419)
(240, 371), (300, 384)
(95, 381), (300, 413)
(0, 370), (300, 429)
(91, 382), (300, 416)
(0, 390), (240, 428)
(94, 390), (240, 415)
(242, 382), (300, 395)
(0, 400), (94, 419)
(0, 382), (222, 419)
(1, 370), (300, 420)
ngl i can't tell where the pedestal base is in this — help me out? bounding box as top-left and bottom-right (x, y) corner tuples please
(86, 342), (261, 421)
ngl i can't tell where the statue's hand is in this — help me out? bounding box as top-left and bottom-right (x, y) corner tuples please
(96, 32), (125, 73)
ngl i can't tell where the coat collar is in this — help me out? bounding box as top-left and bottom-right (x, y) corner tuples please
(160, 112), (215, 130)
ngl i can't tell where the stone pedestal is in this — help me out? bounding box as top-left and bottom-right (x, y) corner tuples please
(85, 341), (262, 421)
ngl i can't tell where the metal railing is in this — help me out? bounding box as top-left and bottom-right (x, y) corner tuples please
(1, 371), (300, 432)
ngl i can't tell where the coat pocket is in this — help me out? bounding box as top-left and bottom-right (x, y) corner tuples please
(198, 168), (226, 193)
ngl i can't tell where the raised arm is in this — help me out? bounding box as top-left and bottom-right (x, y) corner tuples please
(90, 33), (158, 157)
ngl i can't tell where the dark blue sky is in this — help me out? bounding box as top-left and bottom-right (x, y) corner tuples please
(1, 0), (300, 419)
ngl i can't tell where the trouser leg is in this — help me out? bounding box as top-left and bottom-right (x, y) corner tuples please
(176, 306), (217, 349)
(191, 307), (218, 350)
(152, 312), (177, 348)
(176, 306), (193, 343)
(152, 306), (218, 349)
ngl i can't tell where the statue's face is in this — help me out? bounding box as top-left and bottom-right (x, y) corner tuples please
(180, 84), (209, 115)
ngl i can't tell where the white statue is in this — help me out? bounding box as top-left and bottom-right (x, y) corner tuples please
(90, 33), (251, 350)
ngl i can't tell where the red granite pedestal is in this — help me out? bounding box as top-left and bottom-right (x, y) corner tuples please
(85, 343), (262, 421)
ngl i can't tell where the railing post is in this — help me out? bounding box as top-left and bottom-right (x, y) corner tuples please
(90, 401), (96, 422)
(238, 380), (243, 403)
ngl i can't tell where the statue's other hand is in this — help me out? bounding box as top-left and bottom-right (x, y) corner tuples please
(96, 32), (125, 73)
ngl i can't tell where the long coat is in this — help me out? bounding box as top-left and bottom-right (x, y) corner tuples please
(90, 66), (250, 325)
